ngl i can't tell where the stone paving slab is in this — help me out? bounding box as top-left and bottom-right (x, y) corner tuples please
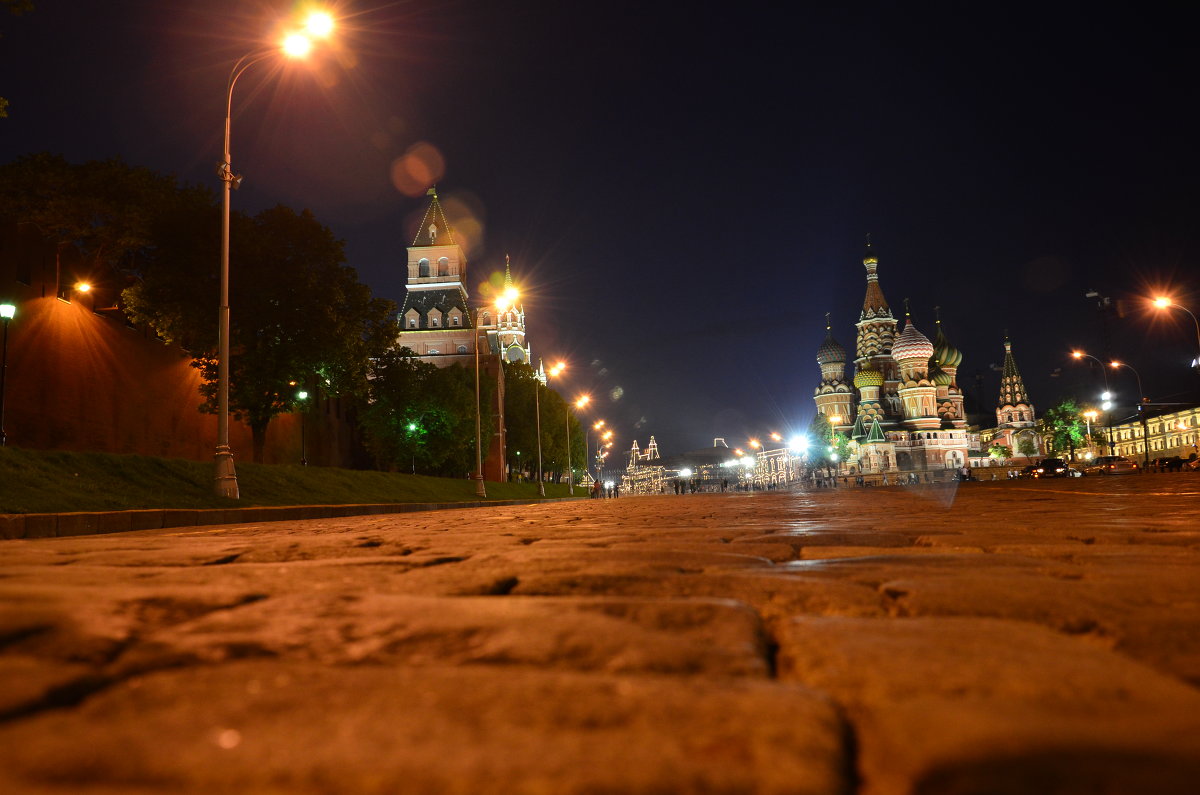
(1, 475), (1199, 793)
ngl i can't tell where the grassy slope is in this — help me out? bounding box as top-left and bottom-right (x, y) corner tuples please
(0, 447), (578, 514)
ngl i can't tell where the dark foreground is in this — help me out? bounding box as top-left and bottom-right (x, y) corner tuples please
(1, 476), (1198, 794)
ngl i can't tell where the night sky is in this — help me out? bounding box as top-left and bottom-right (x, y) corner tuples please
(4, 1), (1198, 456)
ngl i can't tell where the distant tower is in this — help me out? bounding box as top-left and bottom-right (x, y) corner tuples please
(814, 313), (854, 430)
(892, 303), (940, 431)
(854, 239), (900, 421)
(995, 336), (1039, 456)
(997, 336), (1036, 427)
(645, 436), (660, 460)
(494, 255), (533, 366)
(398, 188), (473, 357)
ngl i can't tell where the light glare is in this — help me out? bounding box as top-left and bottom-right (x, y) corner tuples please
(305, 11), (334, 38)
(282, 32), (313, 58)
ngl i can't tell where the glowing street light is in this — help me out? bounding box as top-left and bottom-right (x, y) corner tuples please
(213, 8), (336, 499)
(0, 302), (15, 447)
(1152, 295), (1200, 371)
(296, 390), (309, 466)
(546, 360), (576, 495)
(1111, 359), (1150, 468)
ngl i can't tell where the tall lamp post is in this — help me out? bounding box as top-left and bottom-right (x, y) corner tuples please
(0, 302), (15, 447)
(213, 11), (334, 499)
(1153, 296), (1200, 372)
(296, 390), (309, 466)
(1071, 351), (1116, 452)
(1111, 359), (1150, 469)
(473, 309), (487, 498)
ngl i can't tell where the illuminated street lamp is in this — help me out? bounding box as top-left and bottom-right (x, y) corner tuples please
(545, 361), (575, 495)
(497, 289), (543, 496)
(0, 302), (15, 447)
(1111, 360), (1150, 469)
(213, 9), (335, 499)
(1072, 351), (1116, 452)
(1152, 296), (1200, 372)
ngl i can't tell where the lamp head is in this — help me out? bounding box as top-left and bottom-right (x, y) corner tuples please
(75, 281), (91, 293)
(0, 303), (15, 320)
(305, 10), (335, 38)
(1071, 351), (1083, 359)
(1154, 296), (1172, 309)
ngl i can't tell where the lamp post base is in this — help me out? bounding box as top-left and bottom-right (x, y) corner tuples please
(474, 474), (487, 499)
(214, 448), (240, 499)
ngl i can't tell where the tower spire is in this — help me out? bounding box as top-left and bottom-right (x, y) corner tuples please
(413, 187), (455, 246)
(504, 254), (513, 288)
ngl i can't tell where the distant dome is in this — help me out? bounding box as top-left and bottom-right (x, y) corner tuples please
(816, 329), (847, 365)
(932, 325), (963, 369)
(854, 367), (884, 389)
(892, 321), (935, 361)
(931, 366), (953, 387)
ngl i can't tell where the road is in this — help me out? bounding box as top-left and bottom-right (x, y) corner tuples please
(2, 475), (1198, 794)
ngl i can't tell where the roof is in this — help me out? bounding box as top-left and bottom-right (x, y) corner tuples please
(400, 288), (472, 322)
(411, 189), (455, 247)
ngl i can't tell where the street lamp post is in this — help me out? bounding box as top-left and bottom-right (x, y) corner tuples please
(1110, 360), (1150, 469)
(473, 309), (487, 498)
(1153, 296), (1200, 372)
(1072, 351), (1116, 452)
(296, 390), (309, 466)
(0, 302), (15, 447)
(213, 12), (334, 499)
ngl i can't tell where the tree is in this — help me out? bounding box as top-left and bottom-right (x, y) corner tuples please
(0, 153), (186, 270)
(808, 413), (850, 476)
(1016, 436), (1038, 458)
(503, 363), (542, 478)
(357, 348), (494, 477)
(988, 443), (1013, 460)
(1037, 400), (1088, 460)
(125, 204), (397, 462)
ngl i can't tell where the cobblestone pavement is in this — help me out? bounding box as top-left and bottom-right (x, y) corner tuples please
(2, 475), (1198, 794)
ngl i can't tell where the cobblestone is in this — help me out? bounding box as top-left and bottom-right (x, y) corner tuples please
(1, 475), (1198, 793)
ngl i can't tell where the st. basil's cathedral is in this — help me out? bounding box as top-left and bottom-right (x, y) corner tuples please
(813, 243), (971, 476)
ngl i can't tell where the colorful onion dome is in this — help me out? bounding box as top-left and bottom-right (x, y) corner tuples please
(892, 320), (934, 361)
(931, 366), (953, 387)
(932, 322), (963, 369)
(816, 324), (847, 365)
(853, 367), (885, 389)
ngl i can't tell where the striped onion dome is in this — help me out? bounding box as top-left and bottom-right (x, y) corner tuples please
(931, 366), (953, 387)
(892, 320), (934, 361)
(816, 328), (847, 366)
(853, 367), (885, 389)
(932, 323), (963, 369)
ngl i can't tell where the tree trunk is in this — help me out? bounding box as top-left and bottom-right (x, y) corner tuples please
(251, 421), (269, 464)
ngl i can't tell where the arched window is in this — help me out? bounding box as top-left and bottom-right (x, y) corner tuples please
(418, 258), (430, 277)
(431, 316), (440, 327)
(438, 257), (450, 276)
(482, 312), (491, 325)
(457, 345), (468, 354)
(408, 318), (417, 328)
(452, 316), (460, 326)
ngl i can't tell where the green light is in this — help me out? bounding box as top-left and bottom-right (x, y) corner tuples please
(407, 423), (417, 432)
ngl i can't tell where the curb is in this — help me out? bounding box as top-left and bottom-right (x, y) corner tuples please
(0, 497), (580, 541)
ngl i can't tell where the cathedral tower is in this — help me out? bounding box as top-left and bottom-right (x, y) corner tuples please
(892, 306), (940, 431)
(398, 189), (474, 358)
(854, 240), (900, 422)
(814, 314), (853, 430)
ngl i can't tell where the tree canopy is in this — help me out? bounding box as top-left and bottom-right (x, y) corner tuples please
(124, 202), (396, 461)
(357, 348), (493, 478)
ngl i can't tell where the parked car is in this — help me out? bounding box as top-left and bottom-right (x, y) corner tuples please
(1017, 464), (1039, 479)
(1150, 456), (1185, 472)
(1032, 458), (1070, 478)
(1186, 457), (1200, 472)
(1082, 455), (1138, 475)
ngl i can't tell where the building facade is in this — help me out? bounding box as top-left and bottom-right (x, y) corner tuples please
(1107, 406), (1200, 462)
(813, 243), (970, 478)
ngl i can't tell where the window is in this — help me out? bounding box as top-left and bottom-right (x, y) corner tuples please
(427, 348), (440, 355)
(431, 316), (440, 327)
(452, 315), (460, 326)
(418, 258), (430, 277)
(438, 257), (450, 276)
(408, 318), (417, 328)
(457, 345), (468, 354)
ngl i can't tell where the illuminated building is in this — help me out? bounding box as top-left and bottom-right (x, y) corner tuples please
(813, 241), (971, 478)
